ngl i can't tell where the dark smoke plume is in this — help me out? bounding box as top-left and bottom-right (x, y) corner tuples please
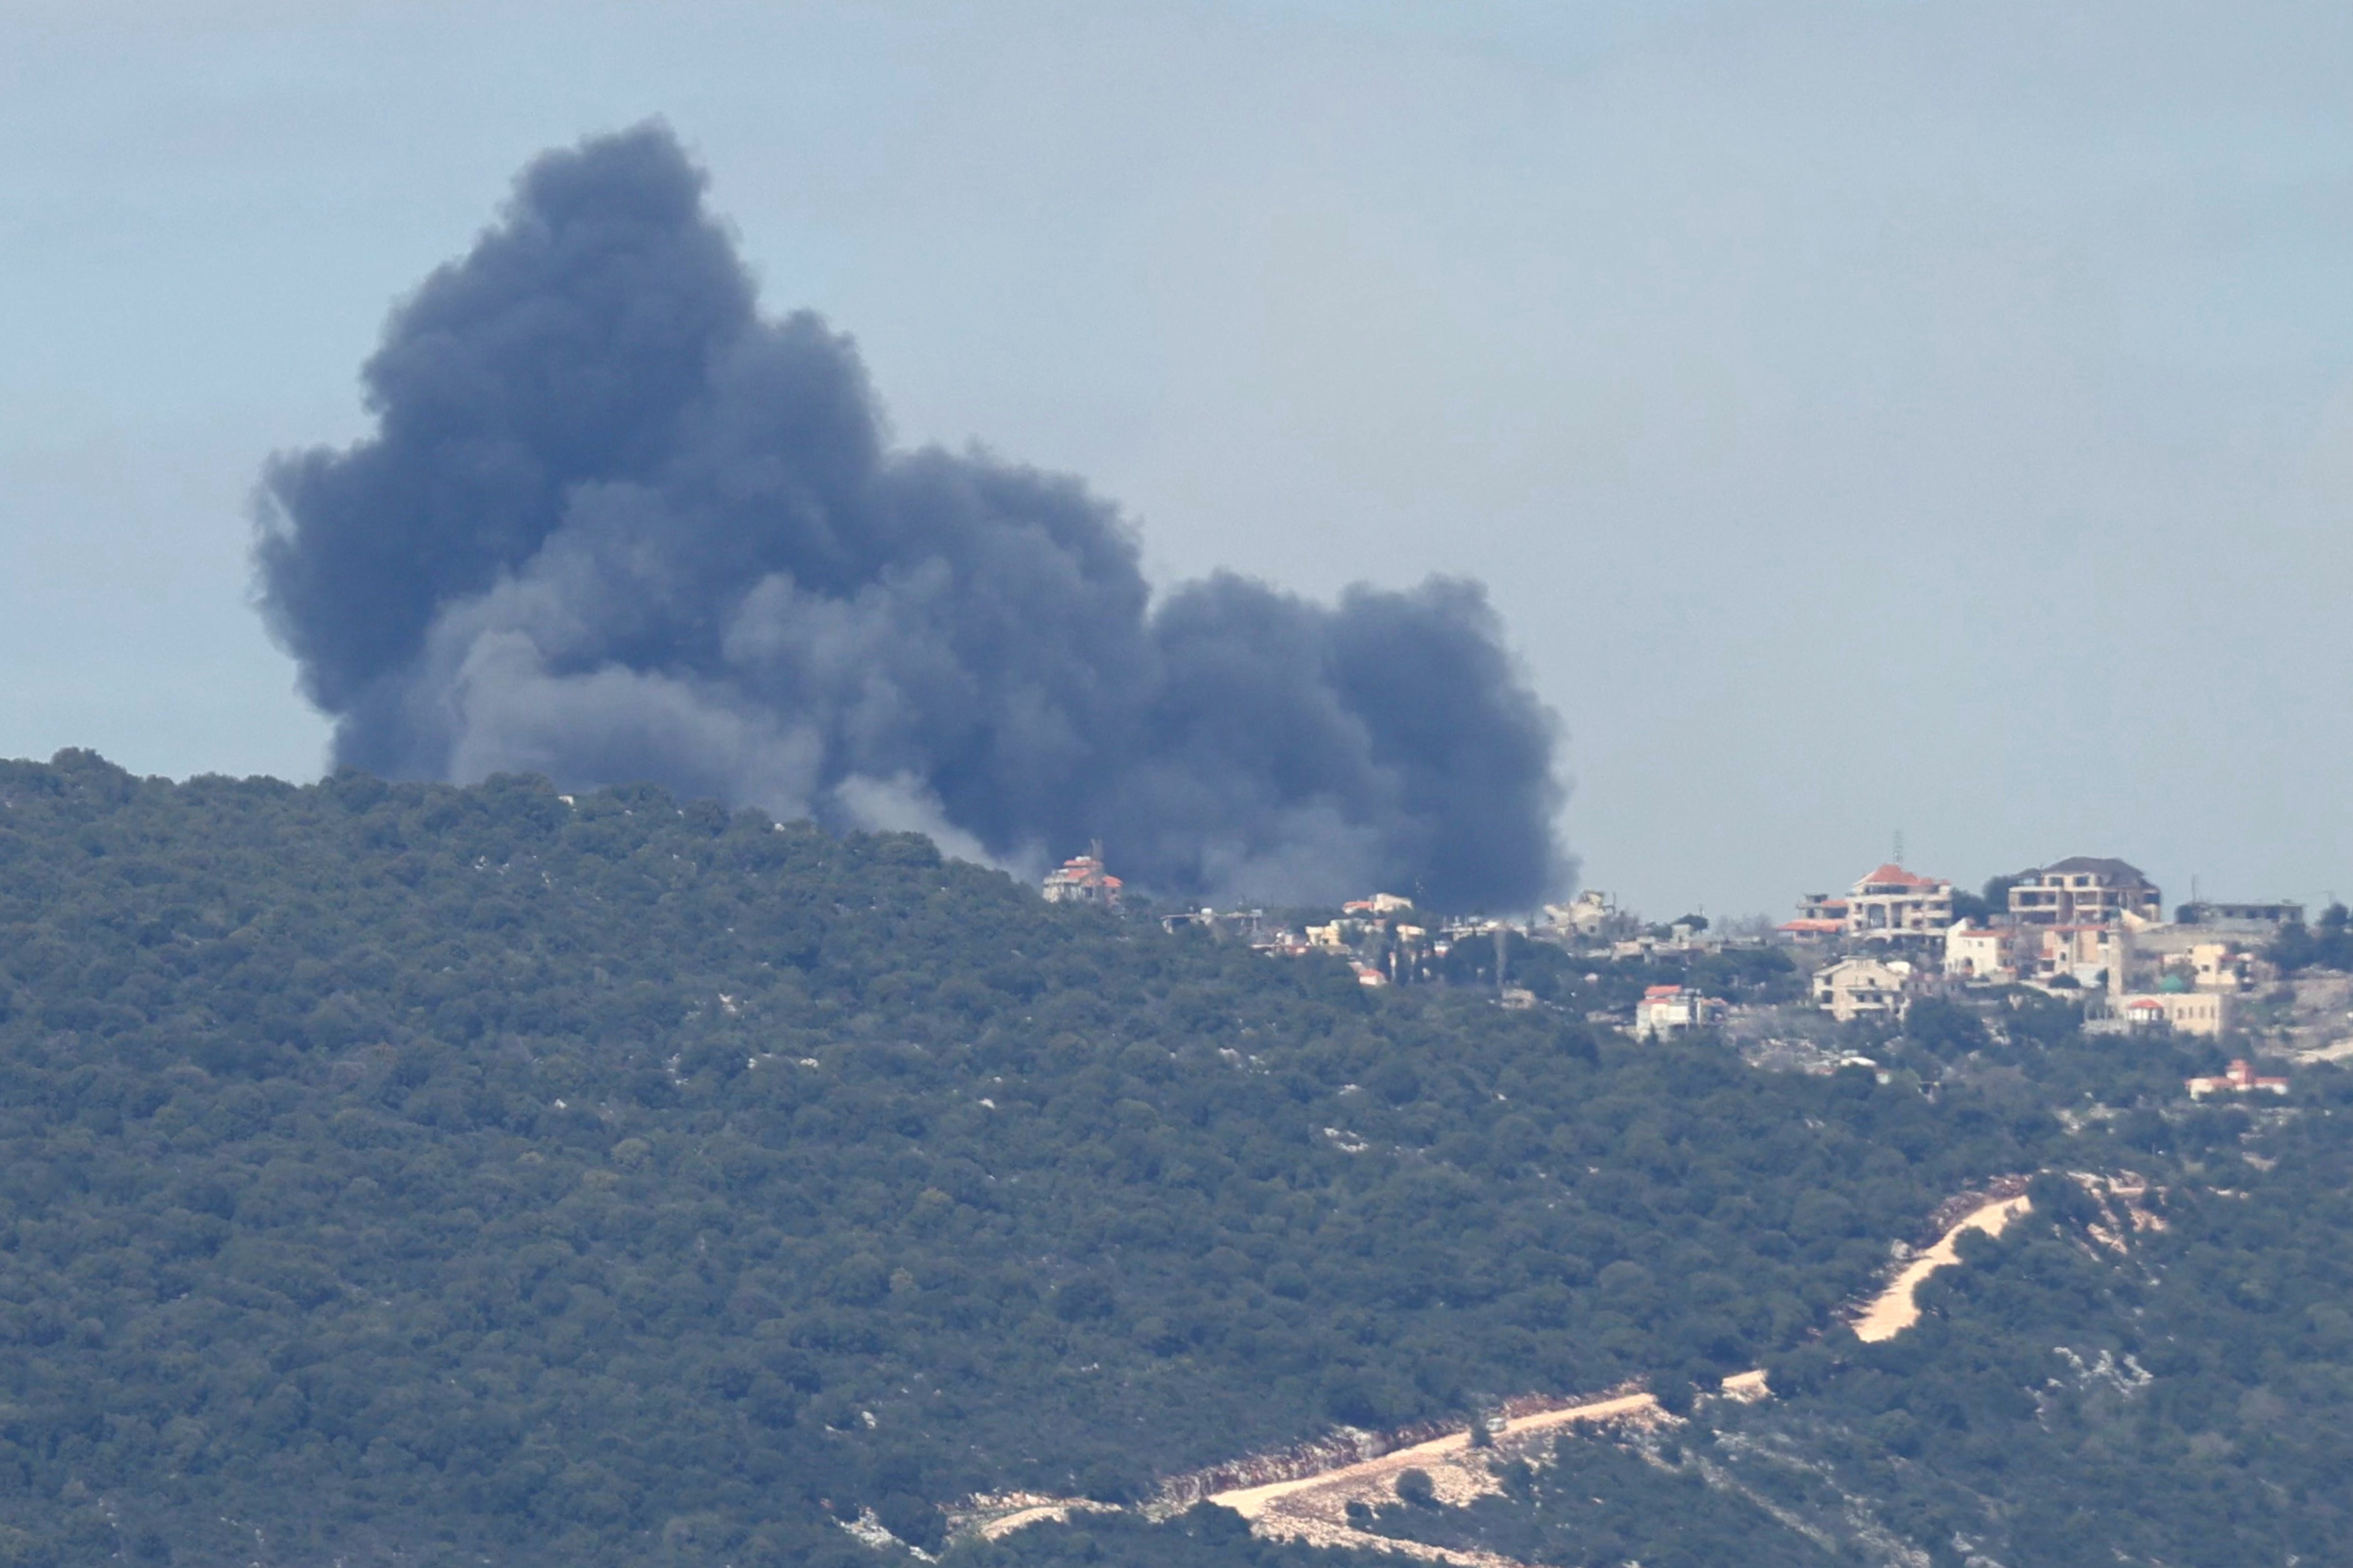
(256, 124), (1568, 908)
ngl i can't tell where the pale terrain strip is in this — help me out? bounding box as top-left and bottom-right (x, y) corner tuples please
(946, 1493), (1119, 1542)
(971, 1193), (2040, 1563)
(1207, 1392), (1665, 1564)
(1849, 1195), (2032, 1344)
(975, 1502), (1114, 1541)
(1210, 1391), (1663, 1521)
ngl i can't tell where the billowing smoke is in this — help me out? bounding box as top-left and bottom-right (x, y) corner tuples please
(255, 124), (1569, 909)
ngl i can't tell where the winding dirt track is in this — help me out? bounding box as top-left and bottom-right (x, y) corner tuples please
(1212, 1391), (1661, 1517)
(1208, 1391), (1665, 1564)
(1194, 1194), (2038, 1564)
(970, 1192), (2039, 1564)
(1849, 1195), (2031, 1343)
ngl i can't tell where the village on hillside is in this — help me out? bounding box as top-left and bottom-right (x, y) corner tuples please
(1036, 846), (2353, 1088)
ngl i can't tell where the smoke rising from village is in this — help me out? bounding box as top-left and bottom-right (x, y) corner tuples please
(254, 124), (1568, 907)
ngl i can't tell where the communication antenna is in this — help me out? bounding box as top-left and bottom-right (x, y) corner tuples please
(1892, 829), (1905, 868)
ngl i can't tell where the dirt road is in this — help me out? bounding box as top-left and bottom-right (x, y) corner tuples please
(1206, 1390), (1664, 1565)
(1850, 1194), (2032, 1343)
(974, 1190), (2039, 1563)
(1193, 1192), (2037, 1560)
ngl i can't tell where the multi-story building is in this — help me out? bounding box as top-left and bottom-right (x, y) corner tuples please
(2007, 858), (2162, 926)
(1943, 922), (2020, 982)
(1781, 865), (1952, 942)
(1843, 864), (1954, 939)
(2116, 920), (2265, 993)
(1042, 848), (1122, 909)
(2034, 924), (2125, 989)
(1632, 985), (1727, 1040)
(1778, 891), (1850, 941)
(1543, 890), (1630, 941)
(2185, 943), (2256, 992)
(1304, 921), (1356, 951)
(1812, 956), (1917, 1022)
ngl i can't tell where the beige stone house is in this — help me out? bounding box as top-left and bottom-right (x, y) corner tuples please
(1813, 956), (1917, 1022)
(2111, 991), (2233, 1038)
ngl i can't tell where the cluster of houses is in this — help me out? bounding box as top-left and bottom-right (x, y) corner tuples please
(1787, 857), (2298, 1039)
(1130, 884), (1548, 997)
(1042, 845), (2303, 1059)
(1269, 891), (1735, 1001)
(1288, 895), (1497, 991)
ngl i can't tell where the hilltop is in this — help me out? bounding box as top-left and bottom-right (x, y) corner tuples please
(0, 751), (2343, 1567)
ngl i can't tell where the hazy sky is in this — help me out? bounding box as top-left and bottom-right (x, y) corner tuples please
(6, 0), (2352, 917)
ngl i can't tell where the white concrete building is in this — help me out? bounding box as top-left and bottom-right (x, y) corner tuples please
(1944, 922), (2019, 982)
(2187, 1058), (2287, 1096)
(1632, 985), (1727, 1040)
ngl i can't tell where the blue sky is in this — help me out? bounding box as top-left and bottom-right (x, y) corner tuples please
(5, 0), (2353, 915)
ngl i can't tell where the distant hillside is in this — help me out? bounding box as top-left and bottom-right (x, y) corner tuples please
(0, 751), (2331, 1568)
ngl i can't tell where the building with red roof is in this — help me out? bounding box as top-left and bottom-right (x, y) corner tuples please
(1042, 846), (1123, 910)
(1783, 864), (1953, 944)
(1632, 985), (1725, 1040)
(2106, 989), (2232, 1038)
(1843, 863), (1954, 940)
(2187, 1058), (2287, 1096)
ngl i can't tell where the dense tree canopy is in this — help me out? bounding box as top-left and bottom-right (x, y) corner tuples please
(2266, 901), (2353, 973)
(0, 751), (2336, 1567)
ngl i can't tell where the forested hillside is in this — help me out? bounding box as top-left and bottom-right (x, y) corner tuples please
(0, 750), (2335, 1568)
(981, 1010), (2353, 1568)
